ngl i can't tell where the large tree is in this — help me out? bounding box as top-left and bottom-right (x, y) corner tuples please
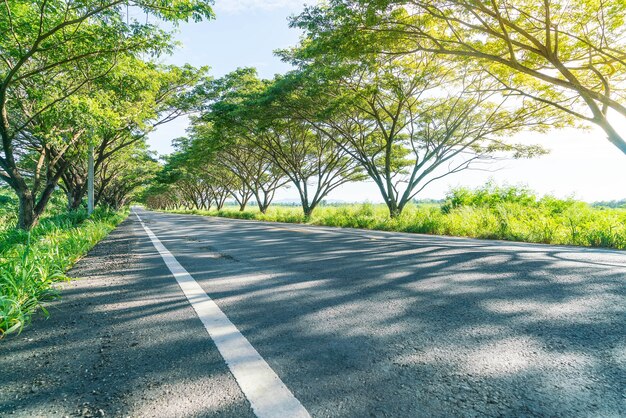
(187, 121), (289, 213)
(95, 143), (159, 209)
(0, 0), (213, 229)
(292, 0), (626, 155)
(59, 60), (207, 211)
(251, 119), (364, 217)
(272, 56), (550, 217)
(201, 69), (365, 217)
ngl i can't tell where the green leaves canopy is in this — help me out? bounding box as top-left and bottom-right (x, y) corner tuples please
(291, 0), (626, 154)
(0, 0), (214, 229)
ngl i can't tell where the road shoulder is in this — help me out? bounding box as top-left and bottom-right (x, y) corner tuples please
(0, 216), (253, 418)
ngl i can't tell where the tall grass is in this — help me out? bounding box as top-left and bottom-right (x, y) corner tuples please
(0, 205), (127, 337)
(164, 184), (626, 250)
(0, 188), (17, 230)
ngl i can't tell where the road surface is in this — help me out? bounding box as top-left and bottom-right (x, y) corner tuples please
(1, 207), (625, 417)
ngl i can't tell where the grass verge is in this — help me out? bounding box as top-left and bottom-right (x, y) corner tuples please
(0, 208), (128, 337)
(162, 199), (626, 250)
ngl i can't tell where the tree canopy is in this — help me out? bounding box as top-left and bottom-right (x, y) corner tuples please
(4, 0), (624, 225)
(0, 0), (214, 229)
(291, 0), (626, 155)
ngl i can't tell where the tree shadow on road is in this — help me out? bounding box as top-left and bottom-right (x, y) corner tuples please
(160, 213), (625, 417)
(1, 212), (624, 417)
(0, 217), (254, 418)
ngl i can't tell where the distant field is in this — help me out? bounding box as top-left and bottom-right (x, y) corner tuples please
(163, 186), (626, 250)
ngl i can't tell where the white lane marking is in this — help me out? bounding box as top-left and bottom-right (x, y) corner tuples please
(134, 211), (311, 418)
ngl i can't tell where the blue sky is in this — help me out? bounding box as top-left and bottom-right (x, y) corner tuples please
(147, 0), (626, 202)
(148, 0), (304, 159)
(158, 1), (303, 78)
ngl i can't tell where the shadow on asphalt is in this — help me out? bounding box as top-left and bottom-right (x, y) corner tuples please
(1, 212), (624, 417)
(149, 212), (625, 417)
(0, 217), (253, 418)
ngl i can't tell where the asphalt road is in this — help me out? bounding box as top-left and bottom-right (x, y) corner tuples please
(1, 208), (625, 417)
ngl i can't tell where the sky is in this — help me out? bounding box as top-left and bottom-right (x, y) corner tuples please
(147, 0), (626, 203)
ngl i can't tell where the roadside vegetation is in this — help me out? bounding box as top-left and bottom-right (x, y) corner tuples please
(143, 1), (626, 227)
(0, 189), (127, 337)
(161, 184), (626, 250)
(0, 1), (214, 230)
(0, 1), (216, 337)
(3, 1), (626, 332)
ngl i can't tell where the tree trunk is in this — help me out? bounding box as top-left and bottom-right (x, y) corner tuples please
(255, 192), (267, 213)
(303, 202), (316, 218)
(239, 194), (250, 211)
(17, 190), (37, 230)
(386, 199), (401, 218)
(66, 187), (85, 211)
(597, 117), (626, 156)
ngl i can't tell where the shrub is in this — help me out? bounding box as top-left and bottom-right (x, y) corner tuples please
(441, 182), (536, 213)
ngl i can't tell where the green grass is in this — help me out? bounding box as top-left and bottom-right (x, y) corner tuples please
(0, 188), (17, 230)
(0, 200), (128, 337)
(162, 185), (626, 250)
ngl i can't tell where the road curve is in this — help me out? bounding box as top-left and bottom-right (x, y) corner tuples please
(2, 208), (625, 417)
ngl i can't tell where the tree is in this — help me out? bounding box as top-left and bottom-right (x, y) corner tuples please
(250, 118), (365, 217)
(277, 55), (550, 217)
(96, 144), (159, 209)
(59, 60), (208, 211)
(219, 141), (289, 213)
(292, 0), (626, 155)
(145, 139), (246, 212)
(0, 0), (214, 229)
(201, 70), (365, 217)
(187, 121), (289, 213)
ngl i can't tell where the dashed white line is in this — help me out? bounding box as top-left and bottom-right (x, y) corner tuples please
(134, 211), (311, 418)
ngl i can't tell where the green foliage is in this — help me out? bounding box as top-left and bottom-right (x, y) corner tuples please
(593, 199), (626, 209)
(162, 186), (626, 250)
(0, 188), (17, 227)
(441, 183), (537, 213)
(290, 0), (626, 154)
(0, 207), (127, 337)
(0, 0), (213, 230)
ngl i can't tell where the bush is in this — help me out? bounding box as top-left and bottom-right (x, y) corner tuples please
(441, 182), (536, 213)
